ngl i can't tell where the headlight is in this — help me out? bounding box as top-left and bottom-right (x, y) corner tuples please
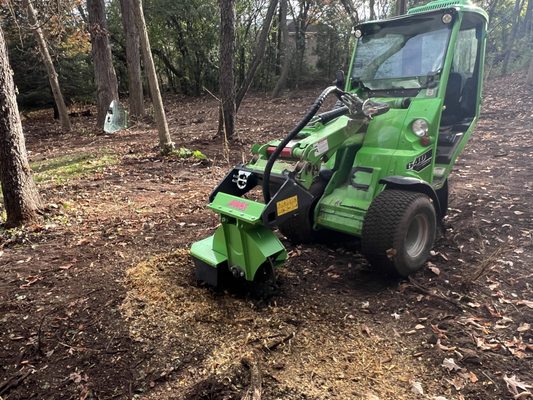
(411, 119), (429, 137)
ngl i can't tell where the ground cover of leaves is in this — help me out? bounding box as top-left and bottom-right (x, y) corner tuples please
(0, 74), (531, 400)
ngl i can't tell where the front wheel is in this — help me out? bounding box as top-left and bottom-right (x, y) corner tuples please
(362, 190), (436, 277)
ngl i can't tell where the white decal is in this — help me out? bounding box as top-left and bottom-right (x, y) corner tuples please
(314, 139), (329, 157)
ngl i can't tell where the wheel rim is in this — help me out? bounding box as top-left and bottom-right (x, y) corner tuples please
(405, 214), (429, 258)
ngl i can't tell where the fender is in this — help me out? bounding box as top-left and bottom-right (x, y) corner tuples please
(379, 176), (443, 219)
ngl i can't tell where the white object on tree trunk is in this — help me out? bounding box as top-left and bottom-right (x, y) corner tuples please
(104, 101), (129, 134)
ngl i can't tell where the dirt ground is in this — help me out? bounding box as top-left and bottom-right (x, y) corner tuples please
(0, 74), (532, 400)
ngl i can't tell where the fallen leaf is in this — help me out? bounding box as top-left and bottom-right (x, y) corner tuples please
(503, 374), (533, 398)
(437, 339), (456, 352)
(516, 300), (533, 309)
(442, 357), (462, 371)
(411, 381), (424, 395)
(431, 324), (448, 339)
(474, 336), (501, 351)
(361, 325), (371, 336)
(517, 323), (530, 333)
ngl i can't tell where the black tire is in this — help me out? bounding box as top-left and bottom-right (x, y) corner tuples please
(362, 190), (436, 277)
(436, 179), (448, 220)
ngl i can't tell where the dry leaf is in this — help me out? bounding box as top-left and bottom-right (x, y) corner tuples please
(442, 357), (462, 371)
(474, 336), (502, 351)
(436, 339), (456, 352)
(517, 323), (530, 332)
(411, 381), (424, 395)
(503, 374), (533, 398)
(516, 300), (533, 309)
(431, 324), (448, 339)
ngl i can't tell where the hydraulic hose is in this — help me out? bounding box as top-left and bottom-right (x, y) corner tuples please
(262, 86), (344, 203)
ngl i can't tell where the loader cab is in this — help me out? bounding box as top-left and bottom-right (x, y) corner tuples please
(347, 0), (487, 181)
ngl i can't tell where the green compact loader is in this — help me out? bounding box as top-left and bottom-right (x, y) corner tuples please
(191, 0), (488, 287)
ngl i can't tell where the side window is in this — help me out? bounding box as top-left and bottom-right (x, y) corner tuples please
(452, 28), (478, 75)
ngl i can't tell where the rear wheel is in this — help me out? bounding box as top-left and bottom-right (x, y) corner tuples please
(362, 190), (436, 277)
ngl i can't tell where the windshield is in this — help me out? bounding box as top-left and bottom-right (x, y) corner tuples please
(351, 14), (453, 90)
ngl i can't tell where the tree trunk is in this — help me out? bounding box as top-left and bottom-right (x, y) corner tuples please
(119, 0), (144, 118)
(272, 0), (290, 98)
(501, 0), (524, 75)
(397, 0), (407, 15)
(235, 0), (278, 112)
(0, 25), (41, 228)
(339, 0), (359, 28)
(369, 0), (376, 20)
(524, 0), (533, 37)
(293, 2), (311, 88)
(132, 0), (174, 152)
(527, 55), (533, 85)
(218, 0), (236, 139)
(87, 0), (119, 129)
(24, 0), (71, 132)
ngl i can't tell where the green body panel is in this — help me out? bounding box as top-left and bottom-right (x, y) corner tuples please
(190, 192), (287, 281)
(209, 192), (266, 224)
(315, 97), (443, 235)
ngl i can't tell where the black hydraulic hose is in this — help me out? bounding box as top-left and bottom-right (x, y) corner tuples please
(262, 86), (344, 203)
(317, 106), (349, 125)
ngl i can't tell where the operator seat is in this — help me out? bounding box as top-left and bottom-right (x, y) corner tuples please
(460, 77), (476, 119)
(440, 72), (463, 127)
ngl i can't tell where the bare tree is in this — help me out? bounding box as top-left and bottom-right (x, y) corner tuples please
(0, 25), (41, 228)
(87, 0), (119, 128)
(525, 0), (533, 36)
(369, 0), (376, 20)
(396, 0), (407, 15)
(501, 0), (525, 75)
(235, 0), (278, 112)
(339, 0), (359, 27)
(272, 0), (290, 98)
(218, 0), (236, 139)
(132, 0), (174, 153)
(23, 0), (71, 132)
(119, 0), (144, 118)
(527, 55), (533, 84)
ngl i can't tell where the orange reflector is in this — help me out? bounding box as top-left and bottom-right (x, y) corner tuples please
(420, 136), (431, 146)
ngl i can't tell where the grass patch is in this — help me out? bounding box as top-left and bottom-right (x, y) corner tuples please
(170, 147), (208, 160)
(31, 152), (118, 184)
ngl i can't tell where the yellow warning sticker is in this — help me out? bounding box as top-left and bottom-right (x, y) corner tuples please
(276, 195), (299, 216)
